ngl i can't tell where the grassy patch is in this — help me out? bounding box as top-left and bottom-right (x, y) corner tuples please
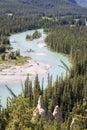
(0, 54), (31, 66)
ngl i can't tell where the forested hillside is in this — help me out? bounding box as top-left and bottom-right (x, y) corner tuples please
(0, 0), (87, 16)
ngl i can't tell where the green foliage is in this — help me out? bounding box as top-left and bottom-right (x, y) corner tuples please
(15, 49), (20, 57)
(26, 30), (41, 41)
(8, 52), (16, 60)
(26, 34), (32, 41)
(1, 71), (87, 129)
(5, 96), (34, 130)
(46, 26), (87, 76)
(24, 74), (33, 107)
(33, 74), (41, 106)
(32, 30), (41, 39)
(1, 53), (5, 60)
(70, 120), (85, 130)
(43, 120), (61, 130)
(0, 0), (87, 16)
(0, 45), (6, 53)
(45, 25), (87, 128)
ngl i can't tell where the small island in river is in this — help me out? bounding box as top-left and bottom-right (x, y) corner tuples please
(26, 30), (41, 41)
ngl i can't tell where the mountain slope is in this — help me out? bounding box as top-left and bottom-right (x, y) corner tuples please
(0, 0), (87, 16)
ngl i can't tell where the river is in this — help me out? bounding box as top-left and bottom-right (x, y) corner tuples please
(0, 29), (71, 107)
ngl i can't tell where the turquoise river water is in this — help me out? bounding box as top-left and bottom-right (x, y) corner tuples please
(0, 29), (71, 107)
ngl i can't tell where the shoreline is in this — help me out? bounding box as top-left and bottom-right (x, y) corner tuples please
(0, 30), (49, 84)
(0, 59), (51, 83)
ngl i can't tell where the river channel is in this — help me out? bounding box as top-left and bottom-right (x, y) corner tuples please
(0, 29), (71, 107)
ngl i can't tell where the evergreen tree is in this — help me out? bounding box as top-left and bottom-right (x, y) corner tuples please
(24, 74), (30, 98)
(47, 74), (53, 99)
(33, 74), (40, 106)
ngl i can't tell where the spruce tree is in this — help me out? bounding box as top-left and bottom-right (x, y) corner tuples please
(33, 74), (40, 106)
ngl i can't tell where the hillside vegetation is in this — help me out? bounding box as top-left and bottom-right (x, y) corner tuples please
(0, 0), (87, 16)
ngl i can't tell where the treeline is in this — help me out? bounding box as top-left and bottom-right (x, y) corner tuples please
(1, 0), (87, 17)
(0, 72), (87, 129)
(0, 15), (42, 36)
(0, 36), (10, 54)
(0, 15), (85, 55)
(0, 15), (86, 36)
(0, 15), (42, 61)
(46, 26), (87, 75)
(45, 25), (87, 128)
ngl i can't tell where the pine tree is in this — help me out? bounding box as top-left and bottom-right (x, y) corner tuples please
(41, 78), (44, 96)
(28, 81), (33, 107)
(24, 74), (30, 98)
(43, 89), (48, 108)
(33, 74), (40, 106)
(47, 74), (53, 99)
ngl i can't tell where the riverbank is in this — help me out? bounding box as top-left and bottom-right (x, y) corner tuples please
(0, 59), (51, 83)
(0, 29), (71, 107)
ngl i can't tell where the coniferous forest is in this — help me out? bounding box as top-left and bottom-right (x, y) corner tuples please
(0, 1), (87, 130)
